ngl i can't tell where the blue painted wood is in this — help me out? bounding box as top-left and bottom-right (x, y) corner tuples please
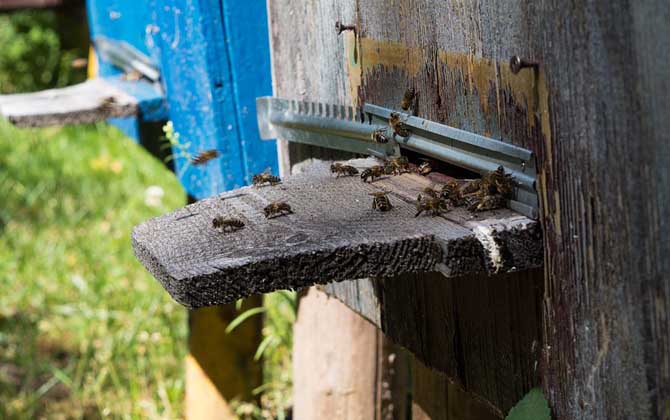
(86, 0), (277, 199)
(104, 76), (168, 121)
(86, 0), (160, 77)
(155, 0), (277, 199)
(219, 0), (277, 184)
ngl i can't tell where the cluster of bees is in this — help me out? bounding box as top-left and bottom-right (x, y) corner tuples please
(202, 87), (514, 233)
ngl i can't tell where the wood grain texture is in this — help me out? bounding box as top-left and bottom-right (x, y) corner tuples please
(346, 1), (670, 418)
(293, 288), (411, 420)
(132, 158), (541, 309)
(323, 269), (543, 413)
(0, 78), (138, 127)
(267, 0), (547, 414)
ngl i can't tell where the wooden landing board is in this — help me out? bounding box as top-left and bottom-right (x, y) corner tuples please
(0, 78), (140, 127)
(132, 158), (543, 309)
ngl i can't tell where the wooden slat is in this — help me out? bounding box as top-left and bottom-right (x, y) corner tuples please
(132, 158), (542, 309)
(0, 78), (138, 127)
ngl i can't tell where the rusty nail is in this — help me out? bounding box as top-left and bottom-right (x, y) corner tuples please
(510, 55), (539, 74)
(335, 21), (356, 35)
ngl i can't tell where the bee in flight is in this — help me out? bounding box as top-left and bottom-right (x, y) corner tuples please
(252, 170), (282, 187)
(330, 163), (359, 178)
(264, 201), (293, 219)
(191, 149), (220, 166)
(370, 192), (393, 212)
(212, 216), (245, 232)
(415, 194), (450, 217)
(400, 87), (417, 112)
(371, 128), (390, 144)
(389, 112), (411, 139)
(384, 156), (410, 176)
(360, 165), (385, 183)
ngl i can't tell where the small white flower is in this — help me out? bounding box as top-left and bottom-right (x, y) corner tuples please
(144, 185), (164, 207)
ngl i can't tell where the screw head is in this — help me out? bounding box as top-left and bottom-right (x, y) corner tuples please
(510, 55), (523, 74)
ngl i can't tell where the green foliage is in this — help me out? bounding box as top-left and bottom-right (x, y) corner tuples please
(506, 388), (551, 420)
(230, 291), (297, 420)
(0, 11), (87, 94)
(0, 121), (187, 418)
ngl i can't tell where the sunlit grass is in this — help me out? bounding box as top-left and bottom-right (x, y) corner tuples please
(0, 121), (188, 418)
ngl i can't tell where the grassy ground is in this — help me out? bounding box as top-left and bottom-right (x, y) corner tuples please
(0, 121), (188, 418)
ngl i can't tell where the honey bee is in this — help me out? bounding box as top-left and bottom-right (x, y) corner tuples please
(440, 180), (465, 206)
(389, 112), (411, 138)
(191, 149), (220, 166)
(360, 165), (385, 183)
(461, 179), (483, 195)
(330, 163), (359, 178)
(415, 194), (450, 217)
(417, 160), (432, 176)
(467, 194), (507, 212)
(421, 186), (441, 198)
(384, 156), (410, 176)
(371, 128), (390, 144)
(487, 166), (514, 198)
(370, 192), (393, 212)
(98, 96), (117, 109)
(400, 87), (416, 112)
(212, 216), (245, 232)
(264, 201), (293, 218)
(252, 171), (282, 187)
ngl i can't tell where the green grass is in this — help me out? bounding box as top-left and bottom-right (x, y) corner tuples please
(0, 121), (188, 418)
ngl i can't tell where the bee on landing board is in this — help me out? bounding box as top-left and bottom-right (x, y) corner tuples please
(389, 112), (411, 139)
(468, 194), (507, 212)
(98, 96), (117, 110)
(191, 149), (220, 166)
(252, 170), (282, 187)
(371, 128), (390, 144)
(384, 156), (410, 176)
(417, 160), (432, 176)
(422, 186), (441, 199)
(212, 216), (245, 232)
(360, 165), (385, 183)
(415, 194), (450, 217)
(400, 87), (417, 113)
(330, 163), (359, 178)
(370, 192), (393, 212)
(441, 180), (465, 206)
(264, 201), (293, 219)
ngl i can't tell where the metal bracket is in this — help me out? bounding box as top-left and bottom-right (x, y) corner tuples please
(93, 37), (161, 82)
(257, 96), (538, 218)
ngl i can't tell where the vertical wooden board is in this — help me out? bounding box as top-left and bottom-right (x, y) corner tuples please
(293, 288), (412, 420)
(524, 1), (670, 419)
(267, 0), (360, 165)
(155, 0), (247, 198)
(186, 297), (263, 419)
(219, 0), (278, 181)
(411, 353), (503, 420)
(293, 288), (380, 420)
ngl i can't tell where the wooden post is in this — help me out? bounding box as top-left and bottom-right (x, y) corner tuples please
(186, 297), (263, 420)
(293, 288), (411, 420)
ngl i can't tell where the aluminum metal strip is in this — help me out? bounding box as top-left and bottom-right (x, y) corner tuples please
(256, 96), (539, 218)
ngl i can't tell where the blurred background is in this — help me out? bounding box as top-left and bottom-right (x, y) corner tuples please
(0, 5), (293, 419)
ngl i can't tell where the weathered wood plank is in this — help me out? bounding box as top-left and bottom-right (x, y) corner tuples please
(132, 158), (541, 309)
(0, 78), (149, 127)
(322, 269), (543, 413)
